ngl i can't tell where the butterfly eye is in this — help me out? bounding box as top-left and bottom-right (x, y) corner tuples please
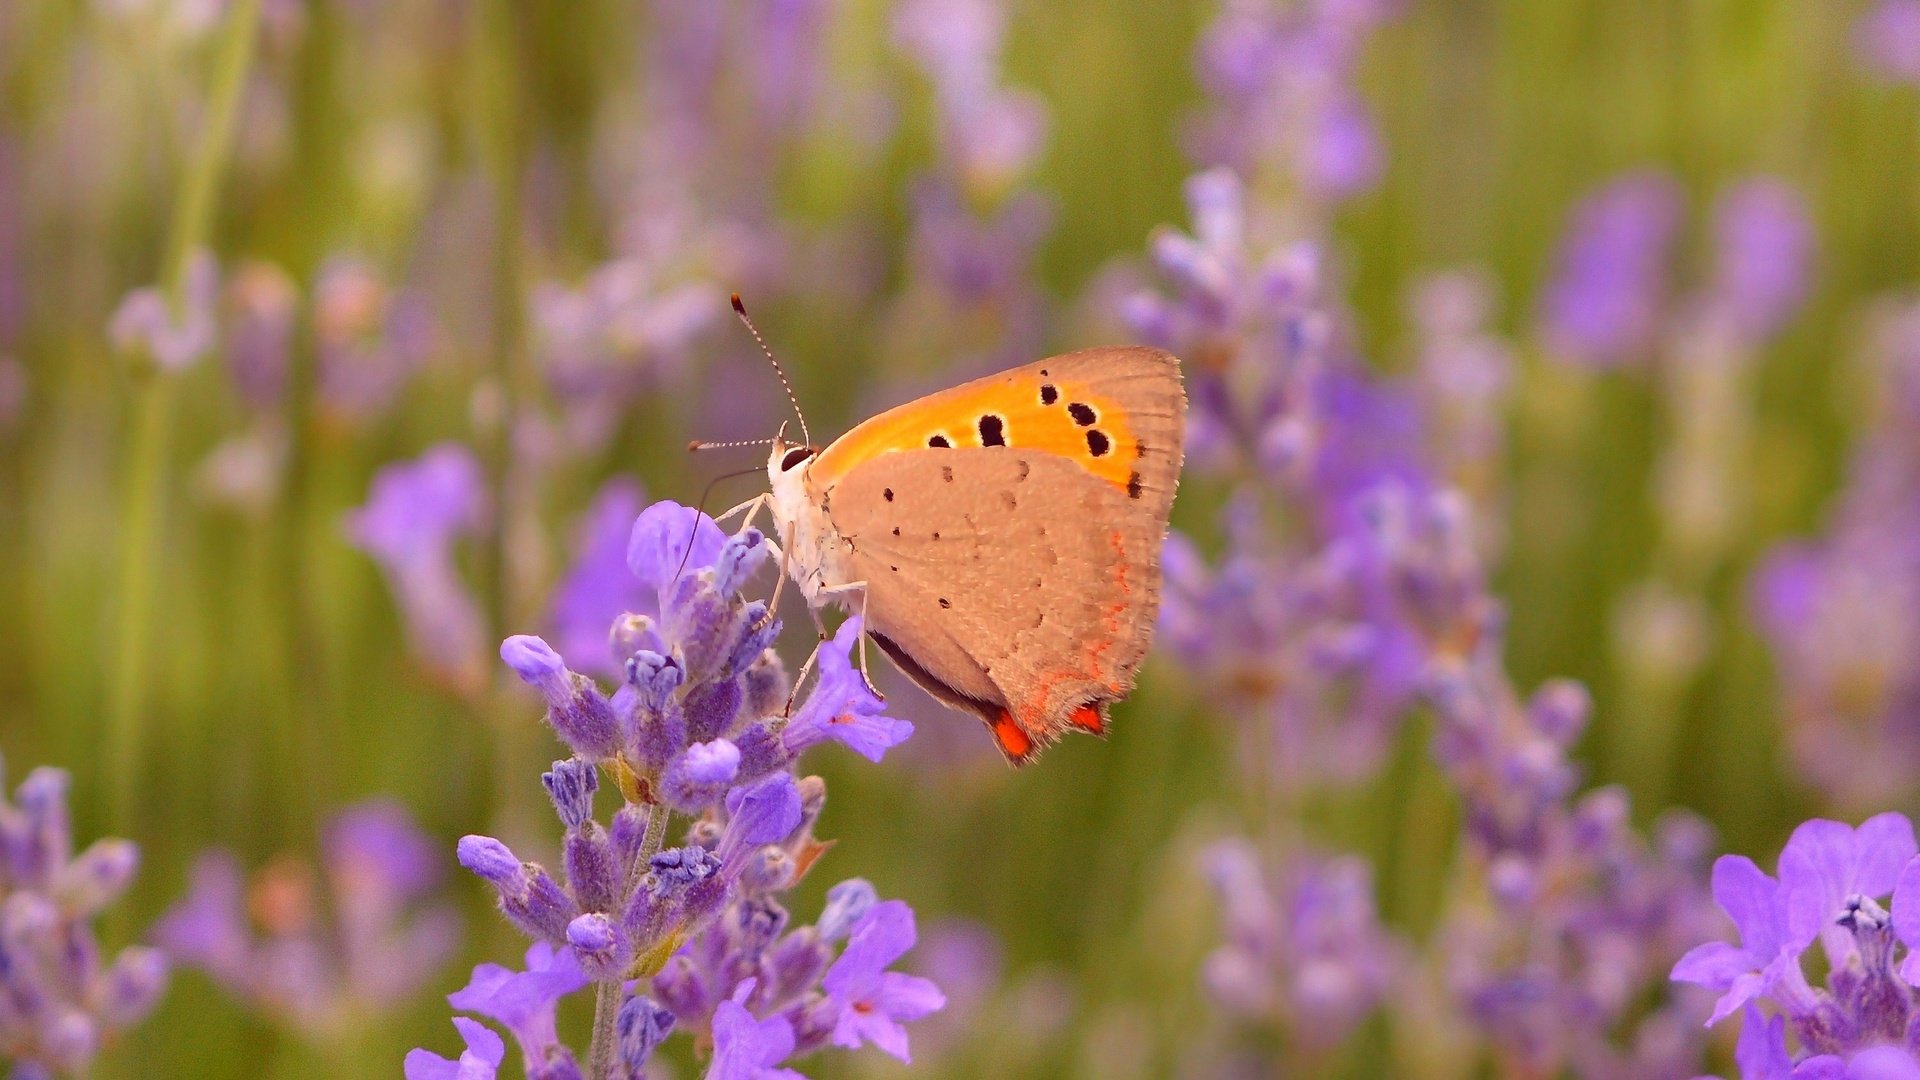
(780, 446), (814, 472)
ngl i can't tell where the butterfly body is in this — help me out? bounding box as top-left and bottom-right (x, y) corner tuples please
(764, 346), (1185, 765)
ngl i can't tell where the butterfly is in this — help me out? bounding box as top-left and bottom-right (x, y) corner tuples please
(720, 299), (1186, 765)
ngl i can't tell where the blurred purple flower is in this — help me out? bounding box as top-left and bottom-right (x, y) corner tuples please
(546, 478), (651, 677)
(1538, 172), (1684, 367)
(1410, 269), (1514, 520)
(893, 0), (1048, 193)
(313, 256), (435, 423)
(1200, 840), (1397, 1047)
(0, 757), (168, 1074)
(1187, 0), (1399, 203)
(223, 259), (300, 410)
(1703, 178), (1815, 345)
(1856, 0), (1920, 82)
(1751, 296), (1920, 808)
(530, 259), (723, 407)
(109, 248), (220, 371)
(155, 799), (459, 1037)
(345, 444), (490, 689)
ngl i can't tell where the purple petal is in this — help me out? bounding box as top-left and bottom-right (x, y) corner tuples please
(627, 502), (727, 603)
(1710, 855), (1787, 958)
(1848, 1047), (1920, 1080)
(1733, 1004), (1790, 1080)
(873, 971), (946, 1022)
(1670, 941), (1754, 991)
(404, 1018), (506, 1080)
(824, 900), (917, 1000)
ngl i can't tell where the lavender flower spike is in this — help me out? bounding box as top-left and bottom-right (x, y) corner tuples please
(157, 799), (460, 1037)
(426, 500), (940, 1076)
(0, 758), (169, 1074)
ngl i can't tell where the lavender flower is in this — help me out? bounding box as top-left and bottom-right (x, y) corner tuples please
(416, 500), (942, 1077)
(0, 756), (168, 1074)
(222, 259), (300, 410)
(1129, 159), (1718, 1074)
(312, 256), (435, 423)
(546, 478), (651, 678)
(708, 980), (804, 1080)
(1537, 172), (1684, 367)
(345, 444), (490, 691)
(108, 248), (220, 371)
(1700, 178), (1816, 346)
(1200, 839), (1397, 1049)
(1856, 0), (1920, 83)
(529, 259), (723, 442)
(893, 0), (1047, 194)
(1750, 296), (1920, 809)
(155, 799), (459, 1037)
(881, 0), (1054, 377)
(1186, 0), (1400, 206)
(405, 1016), (506, 1080)
(820, 901), (945, 1059)
(1674, 813), (1920, 1075)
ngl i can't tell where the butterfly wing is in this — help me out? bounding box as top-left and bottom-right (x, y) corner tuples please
(811, 347), (1184, 524)
(809, 347), (1184, 764)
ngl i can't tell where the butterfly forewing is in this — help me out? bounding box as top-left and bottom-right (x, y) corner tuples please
(811, 347), (1184, 518)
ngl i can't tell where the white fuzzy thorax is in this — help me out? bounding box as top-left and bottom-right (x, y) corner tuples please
(766, 444), (854, 608)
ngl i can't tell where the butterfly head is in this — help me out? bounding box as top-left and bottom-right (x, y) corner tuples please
(767, 428), (819, 488)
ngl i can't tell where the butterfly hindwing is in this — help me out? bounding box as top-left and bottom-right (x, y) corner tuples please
(821, 446), (1173, 764)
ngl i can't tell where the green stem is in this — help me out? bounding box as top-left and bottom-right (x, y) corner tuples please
(105, 0), (263, 834)
(588, 804), (671, 1080)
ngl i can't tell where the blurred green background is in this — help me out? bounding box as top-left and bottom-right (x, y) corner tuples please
(1, 0), (1914, 1076)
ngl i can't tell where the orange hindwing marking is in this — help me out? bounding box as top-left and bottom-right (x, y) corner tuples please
(993, 711), (1034, 759)
(1069, 705), (1105, 735)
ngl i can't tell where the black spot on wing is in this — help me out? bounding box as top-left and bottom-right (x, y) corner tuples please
(938, 598), (951, 609)
(941, 465), (954, 483)
(978, 415), (1006, 446)
(928, 434), (951, 448)
(1127, 471), (1143, 499)
(1068, 402), (1097, 426)
(883, 488), (894, 502)
(1087, 429), (1111, 457)
(1039, 384), (1058, 406)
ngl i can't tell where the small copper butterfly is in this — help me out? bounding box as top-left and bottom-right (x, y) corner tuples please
(717, 297), (1186, 766)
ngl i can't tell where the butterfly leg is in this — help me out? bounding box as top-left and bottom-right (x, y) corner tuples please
(781, 633), (828, 717)
(810, 580), (884, 702)
(713, 493), (771, 531)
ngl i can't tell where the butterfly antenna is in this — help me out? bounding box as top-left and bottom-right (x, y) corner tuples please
(671, 464), (768, 589)
(687, 436), (777, 452)
(731, 293), (811, 448)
